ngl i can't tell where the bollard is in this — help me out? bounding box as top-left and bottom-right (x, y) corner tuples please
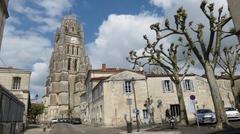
(127, 122), (132, 133)
(43, 127), (46, 132)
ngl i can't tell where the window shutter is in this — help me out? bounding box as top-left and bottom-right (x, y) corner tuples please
(190, 80), (194, 91)
(130, 81), (133, 92)
(182, 80), (186, 91)
(162, 80), (166, 93)
(170, 81), (174, 93)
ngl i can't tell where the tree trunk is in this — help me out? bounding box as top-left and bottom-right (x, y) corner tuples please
(204, 63), (227, 129)
(176, 82), (189, 126)
(230, 80), (240, 111)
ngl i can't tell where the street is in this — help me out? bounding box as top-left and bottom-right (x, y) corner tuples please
(50, 123), (123, 134)
(24, 120), (240, 134)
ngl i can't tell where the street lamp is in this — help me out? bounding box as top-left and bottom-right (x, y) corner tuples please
(132, 77), (140, 132)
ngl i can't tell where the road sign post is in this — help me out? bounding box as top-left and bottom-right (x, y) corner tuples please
(190, 95), (199, 127)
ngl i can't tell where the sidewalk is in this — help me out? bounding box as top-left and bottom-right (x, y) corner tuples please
(24, 124), (52, 134)
(118, 124), (182, 134)
(119, 130), (181, 134)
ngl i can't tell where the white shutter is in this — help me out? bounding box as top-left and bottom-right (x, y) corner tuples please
(123, 81), (126, 94)
(162, 80), (166, 93)
(170, 81), (174, 93)
(190, 80), (194, 91)
(182, 80), (186, 91)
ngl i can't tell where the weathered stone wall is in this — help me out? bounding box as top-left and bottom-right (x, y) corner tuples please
(45, 15), (91, 120)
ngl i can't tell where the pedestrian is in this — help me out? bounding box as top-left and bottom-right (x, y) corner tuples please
(165, 109), (171, 121)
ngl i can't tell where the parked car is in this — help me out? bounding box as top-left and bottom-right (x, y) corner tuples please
(58, 118), (64, 123)
(71, 118), (82, 124)
(225, 107), (240, 121)
(51, 118), (58, 124)
(196, 109), (216, 124)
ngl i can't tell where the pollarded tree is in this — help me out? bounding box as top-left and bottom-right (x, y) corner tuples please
(218, 45), (240, 110)
(128, 23), (194, 126)
(129, 1), (235, 129)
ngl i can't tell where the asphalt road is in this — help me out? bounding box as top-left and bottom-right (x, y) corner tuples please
(50, 123), (123, 134)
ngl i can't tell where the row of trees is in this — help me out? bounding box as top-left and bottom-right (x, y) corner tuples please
(128, 1), (240, 129)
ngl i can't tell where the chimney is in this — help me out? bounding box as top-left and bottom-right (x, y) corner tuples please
(102, 64), (106, 71)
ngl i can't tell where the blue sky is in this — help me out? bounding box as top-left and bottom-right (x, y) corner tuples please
(0, 0), (233, 100)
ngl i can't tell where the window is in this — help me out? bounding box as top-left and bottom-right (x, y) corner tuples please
(72, 46), (74, 55)
(124, 81), (132, 94)
(170, 104), (180, 117)
(162, 80), (174, 92)
(65, 26), (68, 32)
(72, 27), (74, 32)
(143, 109), (149, 119)
(76, 47), (79, 55)
(66, 45), (69, 54)
(68, 58), (71, 70)
(183, 79), (194, 91)
(74, 59), (77, 71)
(12, 77), (21, 89)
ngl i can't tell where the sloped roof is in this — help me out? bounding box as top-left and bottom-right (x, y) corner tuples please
(106, 70), (145, 81)
(0, 66), (31, 74)
(147, 73), (197, 78)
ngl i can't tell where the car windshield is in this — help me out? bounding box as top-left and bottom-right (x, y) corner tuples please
(197, 109), (212, 113)
(225, 107), (236, 111)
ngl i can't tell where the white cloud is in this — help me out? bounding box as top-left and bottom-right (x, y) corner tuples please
(0, 24), (52, 68)
(30, 62), (49, 98)
(34, 0), (72, 17)
(149, 0), (174, 8)
(87, 12), (163, 68)
(148, 0), (238, 74)
(0, 0), (72, 100)
(10, 0), (72, 33)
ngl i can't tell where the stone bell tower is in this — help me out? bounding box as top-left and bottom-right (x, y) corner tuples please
(44, 15), (91, 119)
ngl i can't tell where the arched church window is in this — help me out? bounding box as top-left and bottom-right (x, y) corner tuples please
(68, 58), (71, 70)
(65, 26), (68, 33)
(74, 59), (78, 71)
(67, 45), (69, 54)
(72, 46), (74, 55)
(77, 47), (79, 55)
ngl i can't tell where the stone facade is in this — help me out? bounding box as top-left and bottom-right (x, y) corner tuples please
(147, 74), (234, 124)
(43, 15), (91, 120)
(80, 64), (143, 123)
(0, 67), (31, 124)
(82, 71), (235, 127)
(0, 0), (9, 50)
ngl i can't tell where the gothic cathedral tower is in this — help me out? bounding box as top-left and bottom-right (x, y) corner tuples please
(44, 15), (91, 119)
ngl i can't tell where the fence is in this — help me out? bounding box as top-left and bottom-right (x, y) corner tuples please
(0, 84), (25, 134)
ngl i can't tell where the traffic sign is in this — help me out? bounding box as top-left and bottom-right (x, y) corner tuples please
(190, 95), (196, 100)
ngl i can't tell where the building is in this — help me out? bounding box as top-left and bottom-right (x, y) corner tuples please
(0, 67), (31, 124)
(0, 0), (9, 50)
(82, 71), (235, 126)
(80, 64), (144, 124)
(147, 74), (234, 124)
(43, 15), (91, 120)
